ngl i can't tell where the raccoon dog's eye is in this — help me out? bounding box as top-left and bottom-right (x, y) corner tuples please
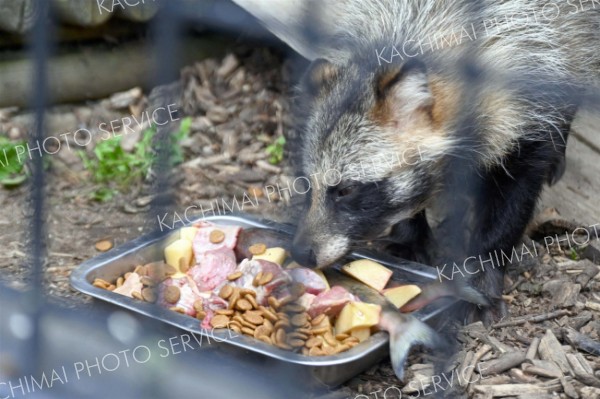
(337, 184), (358, 199)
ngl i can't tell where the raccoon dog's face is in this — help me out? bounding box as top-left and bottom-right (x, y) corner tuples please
(291, 58), (452, 268)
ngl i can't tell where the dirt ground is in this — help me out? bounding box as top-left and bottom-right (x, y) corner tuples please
(0, 46), (598, 399)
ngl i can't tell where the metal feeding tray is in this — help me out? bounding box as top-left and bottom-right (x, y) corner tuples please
(70, 214), (453, 387)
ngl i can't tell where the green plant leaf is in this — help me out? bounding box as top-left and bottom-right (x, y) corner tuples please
(79, 117), (191, 201)
(0, 136), (28, 187)
(265, 135), (286, 165)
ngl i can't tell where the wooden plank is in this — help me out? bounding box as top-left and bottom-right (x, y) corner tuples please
(0, 0), (39, 33)
(52, 0), (113, 27)
(540, 109), (600, 224)
(0, 37), (227, 107)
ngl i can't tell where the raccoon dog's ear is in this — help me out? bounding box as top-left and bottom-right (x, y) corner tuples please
(302, 58), (340, 96)
(373, 59), (434, 126)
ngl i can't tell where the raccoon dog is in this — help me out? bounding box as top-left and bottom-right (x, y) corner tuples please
(287, 0), (600, 323)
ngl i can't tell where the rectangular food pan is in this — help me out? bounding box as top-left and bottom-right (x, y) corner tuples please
(71, 213), (454, 387)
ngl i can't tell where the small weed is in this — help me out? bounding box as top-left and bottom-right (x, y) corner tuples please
(569, 248), (579, 260)
(265, 135), (286, 165)
(80, 117), (192, 201)
(0, 136), (28, 187)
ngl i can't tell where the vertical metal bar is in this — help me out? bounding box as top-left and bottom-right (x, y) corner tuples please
(24, 0), (53, 377)
(144, 2), (183, 397)
(148, 0), (181, 232)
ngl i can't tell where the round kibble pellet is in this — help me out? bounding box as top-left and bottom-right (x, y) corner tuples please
(260, 306), (278, 322)
(141, 287), (156, 303)
(282, 303), (305, 313)
(140, 276), (154, 287)
(336, 344), (351, 353)
(296, 327), (312, 335)
(253, 271), (263, 287)
(305, 336), (322, 349)
(323, 331), (337, 347)
(164, 285), (181, 304)
(322, 345), (336, 356)
(278, 295), (293, 307)
(274, 319), (290, 330)
(309, 346), (324, 356)
(245, 294), (258, 309)
(228, 290), (240, 310)
(219, 285), (233, 299)
(288, 339), (305, 348)
(311, 327), (329, 335)
(259, 272), (273, 286)
(275, 341), (292, 351)
(290, 283), (306, 298)
(132, 291), (143, 300)
(254, 325), (272, 338)
(235, 299), (253, 311)
(311, 314), (326, 326)
(240, 288), (256, 297)
(196, 311), (207, 320)
(227, 271), (243, 281)
(210, 315), (230, 328)
(241, 327), (255, 336)
(267, 296), (280, 310)
(263, 318), (274, 331)
(288, 331), (309, 340)
(248, 243), (266, 255)
(209, 229), (225, 243)
(291, 313), (308, 327)
(193, 299), (204, 313)
(95, 240), (113, 252)
(243, 312), (264, 325)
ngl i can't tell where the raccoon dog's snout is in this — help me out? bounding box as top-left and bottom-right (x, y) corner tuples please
(291, 230), (317, 267)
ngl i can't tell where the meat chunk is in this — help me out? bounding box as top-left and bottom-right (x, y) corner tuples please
(113, 272), (143, 298)
(197, 292), (228, 329)
(308, 286), (358, 318)
(231, 258), (291, 305)
(297, 292), (316, 310)
(157, 276), (203, 317)
(288, 267), (327, 295)
(187, 247), (237, 291)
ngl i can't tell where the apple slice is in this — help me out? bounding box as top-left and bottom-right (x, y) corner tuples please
(334, 301), (381, 335)
(383, 285), (422, 309)
(164, 239), (193, 276)
(252, 247), (287, 266)
(350, 327), (371, 343)
(341, 259), (393, 292)
(179, 226), (199, 242)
